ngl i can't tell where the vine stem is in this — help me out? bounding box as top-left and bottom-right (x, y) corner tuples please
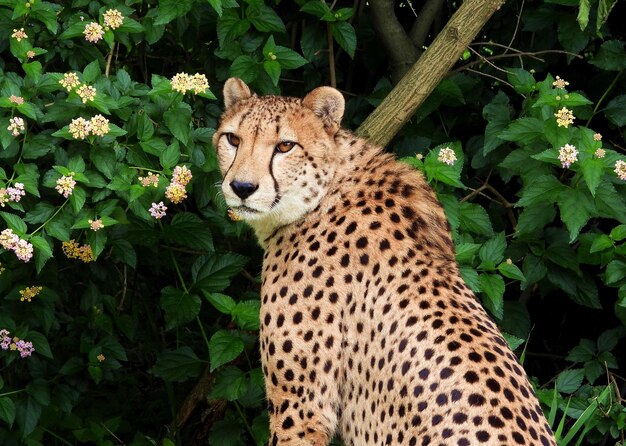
(234, 401), (255, 440)
(586, 69), (623, 128)
(128, 166), (162, 173)
(41, 428), (73, 446)
(105, 42), (116, 78)
(29, 198), (69, 237)
(0, 388), (25, 397)
(169, 251), (211, 354)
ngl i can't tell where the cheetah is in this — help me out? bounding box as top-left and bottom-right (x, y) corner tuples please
(213, 77), (557, 446)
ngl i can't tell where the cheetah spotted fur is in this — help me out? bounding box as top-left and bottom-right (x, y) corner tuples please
(214, 77), (557, 446)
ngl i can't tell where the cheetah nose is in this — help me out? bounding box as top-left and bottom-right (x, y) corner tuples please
(230, 180), (259, 200)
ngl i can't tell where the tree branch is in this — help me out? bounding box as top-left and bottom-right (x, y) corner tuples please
(367, 0), (419, 84)
(357, 0), (506, 147)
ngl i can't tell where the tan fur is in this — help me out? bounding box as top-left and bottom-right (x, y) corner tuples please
(214, 79), (557, 446)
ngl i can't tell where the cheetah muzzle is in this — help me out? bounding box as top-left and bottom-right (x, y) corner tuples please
(214, 77), (557, 446)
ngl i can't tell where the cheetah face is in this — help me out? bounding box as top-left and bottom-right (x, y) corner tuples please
(214, 78), (345, 235)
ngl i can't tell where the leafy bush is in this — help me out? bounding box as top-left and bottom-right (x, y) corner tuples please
(0, 0), (624, 445)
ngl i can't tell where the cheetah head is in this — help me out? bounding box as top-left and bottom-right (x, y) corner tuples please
(214, 78), (345, 240)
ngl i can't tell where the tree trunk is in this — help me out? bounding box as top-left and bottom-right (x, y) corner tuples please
(357, 0), (506, 147)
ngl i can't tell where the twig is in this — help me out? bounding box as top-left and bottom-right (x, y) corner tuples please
(117, 265), (128, 311)
(241, 269), (261, 288)
(504, 0), (525, 55)
(101, 422), (126, 445)
(105, 42), (116, 78)
(464, 67), (514, 89)
(453, 49), (584, 75)
(484, 182), (517, 229)
(326, 23), (337, 88)
(468, 46), (510, 74)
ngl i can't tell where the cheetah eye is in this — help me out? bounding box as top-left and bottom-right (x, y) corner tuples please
(275, 141), (296, 153)
(225, 133), (240, 147)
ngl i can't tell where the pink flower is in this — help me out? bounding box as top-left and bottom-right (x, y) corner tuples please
(55, 175), (76, 197)
(149, 202), (167, 219)
(7, 183), (25, 202)
(13, 239), (34, 262)
(558, 144), (578, 168)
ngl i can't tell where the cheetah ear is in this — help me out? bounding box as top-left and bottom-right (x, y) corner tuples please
(302, 86), (345, 134)
(223, 77), (253, 109)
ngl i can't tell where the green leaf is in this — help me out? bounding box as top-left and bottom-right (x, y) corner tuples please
(606, 260), (626, 284)
(603, 95), (626, 126)
(0, 397), (16, 427)
(209, 330), (245, 371)
(160, 140), (181, 169)
(610, 224), (626, 241)
(209, 419), (246, 446)
(248, 5), (286, 33)
(459, 202), (493, 236)
(150, 347), (203, 382)
(499, 117), (544, 144)
(163, 213), (214, 252)
(0, 211), (27, 233)
(515, 203), (556, 236)
(424, 143), (464, 188)
(210, 366), (246, 401)
(274, 46), (308, 70)
(83, 60), (101, 83)
(230, 55), (259, 83)
(330, 21), (356, 58)
(556, 368), (585, 393)
(216, 9), (250, 48)
(207, 0), (223, 15)
(70, 187), (87, 213)
(595, 182), (626, 223)
(597, 0), (618, 31)
(154, 0), (194, 25)
(27, 331), (53, 359)
(498, 262), (526, 281)
(482, 91), (510, 154)
(300, 1), (332, 18)
(252, 413), (270, 446)
(31, 3), (59, 34)
(522, 254), (547, 287)
(557, 187), (595, 242)
(31, 236), (53, 273)
(164, 103), (191, 146)
(117, 17), (144, 33)
(192, 253), (248, 293)
(479, 232), (507, 265)
(590, 40), (626, 71)
(232, 300), (260, 330)
(517, 175), (565, 207)
(263, 60), (281, 86)
(501, 301), (531, 339)
(479, 273), (505, 319)
(566, 338), (596, 362)
(590, 234), (613, 253)
(581, 158), (604, 196)
(597, 327), (625, 352)
(455, 243), (481, 264)
(204, 292), (236, 315)
(160, 287), (202, 330)
(576, 0), (590, 30)
(507, 69), (536, 94)
(460, 265), (480, 293)
(22, 62), (42, 83)
(19, 397), (42, 437)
